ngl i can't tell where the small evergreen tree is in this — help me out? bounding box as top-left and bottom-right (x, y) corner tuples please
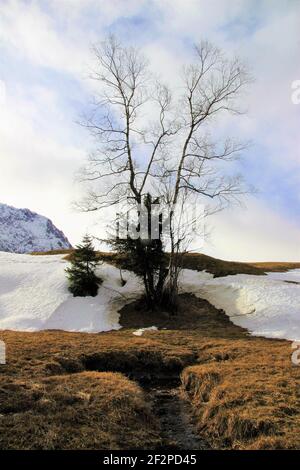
(65, 235), (102, 297)
(109, 194), (168, 307)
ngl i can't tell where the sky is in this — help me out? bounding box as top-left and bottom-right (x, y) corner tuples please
(0, 0), (299, 261)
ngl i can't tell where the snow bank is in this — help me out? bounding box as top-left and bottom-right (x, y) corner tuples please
(0, 252), (142, 333)
(132, 326), (158, 336)
(180, 269), (300, 341)
(1, 251), (300, 341)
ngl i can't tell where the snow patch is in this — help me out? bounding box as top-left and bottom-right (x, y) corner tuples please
(180, 269), (300, 341)
(132, 326), (158, 336)
(1, 251), (300, 341)
(0, 251), (142, 333)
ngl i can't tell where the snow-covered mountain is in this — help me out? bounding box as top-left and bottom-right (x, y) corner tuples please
(0, 203), (72, 253)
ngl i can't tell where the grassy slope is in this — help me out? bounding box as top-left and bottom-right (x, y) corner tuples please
(182, 359), (300, 450)
(0, 371), (160, 450)
(251, 261), (300, 272)
(0, 249), (299, 449)
(31, 249), (300, 276)
(1, 294), (299, 449)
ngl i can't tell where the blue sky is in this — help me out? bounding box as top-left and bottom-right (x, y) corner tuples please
(0, 0), (299, 261)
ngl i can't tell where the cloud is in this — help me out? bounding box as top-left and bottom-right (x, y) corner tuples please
(0, 74), (90, 239)
(0, 0), (299, 259)
(0, 0), (151, 76)
(203, 199), (300, 262)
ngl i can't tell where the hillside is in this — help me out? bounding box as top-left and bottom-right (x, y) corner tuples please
(0, 249), (299, 450)
(0, 203), (72, 253)
(1, 251), (300, 340)
(32, 249), (300, 277)
(251, 261), (300, 272)
(1, 297), (299, 450)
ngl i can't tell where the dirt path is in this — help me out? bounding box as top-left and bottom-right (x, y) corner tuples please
(144, 378), (209, 450)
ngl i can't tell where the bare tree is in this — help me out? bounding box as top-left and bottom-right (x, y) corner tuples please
(154, 42), (251, 305)
(79, 35), (175, 210)
(79, 35), (252, 309)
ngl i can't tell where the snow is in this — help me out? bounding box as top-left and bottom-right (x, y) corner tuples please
(267, 269), (300, 283)
(0, 251), (300, 341)
(0, 252), (142, 333)
(180, 269), (300, 341)
(133, 326), (158, 336)
(0, 340), (5, 364)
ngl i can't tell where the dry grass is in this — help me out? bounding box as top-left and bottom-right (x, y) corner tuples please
(179, 253), (264, 277)
(0, 293), (299, 449)
(182, 254), (299, 276)
(88, 252), (268, 277)
(31, 249), (300, 276)
(3, 250), (300, 449)
(0, 327), (196, 381)
(0, 371), (160, 450)
(31, 249), (267, 277)
(250, 261), (300, 272)
(31, 249), (74, 256)
(182, 343), (300, 449)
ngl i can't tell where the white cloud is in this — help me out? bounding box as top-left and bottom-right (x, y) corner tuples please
(0, 0), (150, 76)
(0, 0), (299, 260)
(203, 199), (300, 262)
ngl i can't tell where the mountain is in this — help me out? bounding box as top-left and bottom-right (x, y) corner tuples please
(0, 203), (72, 253)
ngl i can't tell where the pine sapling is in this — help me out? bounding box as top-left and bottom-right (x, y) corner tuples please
(65, 235), (102, 297)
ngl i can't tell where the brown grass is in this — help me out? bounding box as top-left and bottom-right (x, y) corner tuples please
(97, 251), (264, 278)
(31, 249), (266, 277)
(250, 262), (300, 272)
(0, 293), (299, 449)
(79, 252), (268, 277)
(31, 249), (74, 256)
(181, 253), (300, 276)
(182, 342), (300, 449)
(31, 249), (300, 276)
(3, 250), (300, 449)
(0, 371), (160, 450)
(179, 253), (265, 277)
